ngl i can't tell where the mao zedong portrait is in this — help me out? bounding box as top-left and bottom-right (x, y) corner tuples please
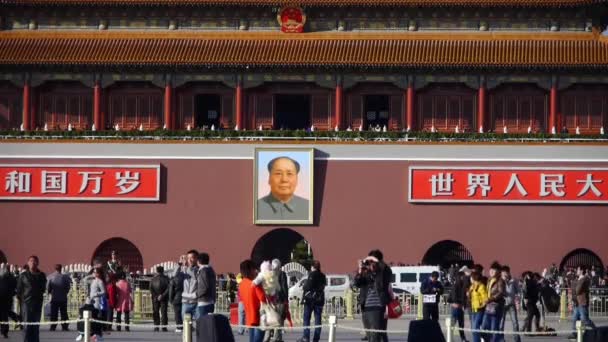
(257, 156), (309, 221)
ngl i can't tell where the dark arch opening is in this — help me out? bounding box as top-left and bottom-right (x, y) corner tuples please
(251, 228), (313, 269)
(0, 250), (6, 264)
(559, 248), (604, 272)
(91, 237), (144, 273)
(422, 240), (474, 269)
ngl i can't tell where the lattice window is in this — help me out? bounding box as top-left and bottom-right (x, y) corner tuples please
(561, 85), (608, 134)
(490, 84), (547, 133)
(0, 90), (22, 130)
(221, 94), (234, 128)
(312, 95), (330, 129)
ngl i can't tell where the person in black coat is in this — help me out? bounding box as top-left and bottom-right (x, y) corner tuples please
(522, 271), (541, 332)
(354, 250), (392, 342)
(421, 271), (444, 322)
(297, 260), (326, 342)
(150, 266), (170, 332)
(169, 259), (185, 333)
(16, 256), (46, 342)
(448, 272), (469, 342)
(0, 263), (17, 338)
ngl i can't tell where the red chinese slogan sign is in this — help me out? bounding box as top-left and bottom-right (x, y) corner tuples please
(409, 167), (608, 203)
(0, 165), (160, 201)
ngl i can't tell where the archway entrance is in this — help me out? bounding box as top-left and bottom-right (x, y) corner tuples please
(422, 240), (474, 269)
(0, 250), (6, 264)
(91, 237), (144, 273)
(560, 248), (604, 272)
(251, 228), (313, 269)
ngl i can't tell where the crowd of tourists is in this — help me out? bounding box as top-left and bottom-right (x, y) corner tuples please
(423, 262), (597, 342)
(0, 250), (603, 342)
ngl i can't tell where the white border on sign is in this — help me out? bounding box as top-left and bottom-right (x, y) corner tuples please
(253, 148), (315, 225)
(408, 166), (608, 204)
(0, 164), (161, 201)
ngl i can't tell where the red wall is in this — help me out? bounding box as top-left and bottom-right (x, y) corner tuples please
(0, 158), (606, 275)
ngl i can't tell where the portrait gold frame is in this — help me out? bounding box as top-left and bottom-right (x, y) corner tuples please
(254, 147), (314, 225)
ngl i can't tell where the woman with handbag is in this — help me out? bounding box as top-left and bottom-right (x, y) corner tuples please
(469, 272), (488, 342)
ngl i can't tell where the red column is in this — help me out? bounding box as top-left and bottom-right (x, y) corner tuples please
(164, 82), (172, 130)
(30, 87), (37, 130)
(550, 83), (558, 134)
(334, 78), (343, 130)
(235, 79), (243, 130)
(22, 80), (31, 131)
(406, 83), (414, 131)
(93, 81), (101, 130)
(478, 83), (486, 133)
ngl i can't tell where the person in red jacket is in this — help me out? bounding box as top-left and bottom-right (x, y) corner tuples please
(239, 260), (266, 342)
(105, 273), (117, 331)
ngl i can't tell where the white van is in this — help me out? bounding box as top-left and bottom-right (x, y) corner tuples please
(288, 274), (351, 301)
(390, 266), (440, 295)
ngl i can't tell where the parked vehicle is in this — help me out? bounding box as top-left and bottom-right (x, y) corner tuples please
(390, 266), (440, 295)
(288, 274), (351, 301)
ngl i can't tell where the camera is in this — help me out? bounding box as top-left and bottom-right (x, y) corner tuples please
(359, 259), (375, 272)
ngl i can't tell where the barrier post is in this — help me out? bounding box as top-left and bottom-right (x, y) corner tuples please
(445, 316), (453, 342)
(83, 310), (91, 342)
(328, 315), (337, 342)
(576, 320), (583, 342)
(560, 289), (567, 321)
(345, 289), (354, 320)
(417, 293), (423, 319)
(183, 313), (192, 342)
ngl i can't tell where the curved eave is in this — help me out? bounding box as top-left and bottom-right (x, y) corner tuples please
(1, 31), (608, 70)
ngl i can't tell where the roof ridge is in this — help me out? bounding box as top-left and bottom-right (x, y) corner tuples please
(0, 30), (599, 42)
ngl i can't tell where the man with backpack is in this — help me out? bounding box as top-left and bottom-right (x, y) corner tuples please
(297, 260), (326, 342)
(169, 256), (186, 333)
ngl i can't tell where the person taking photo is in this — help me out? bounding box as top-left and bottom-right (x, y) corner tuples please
(353, 250), (392, 342)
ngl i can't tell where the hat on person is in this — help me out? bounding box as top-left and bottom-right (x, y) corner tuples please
(459, 265), (472, 273)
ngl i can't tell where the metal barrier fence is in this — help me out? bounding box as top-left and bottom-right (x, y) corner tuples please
(1, 314), (589, 342)
(26, 288), (608, 326)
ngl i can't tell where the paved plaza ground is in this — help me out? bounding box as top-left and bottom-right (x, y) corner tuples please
(4, 317), (605, 342)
